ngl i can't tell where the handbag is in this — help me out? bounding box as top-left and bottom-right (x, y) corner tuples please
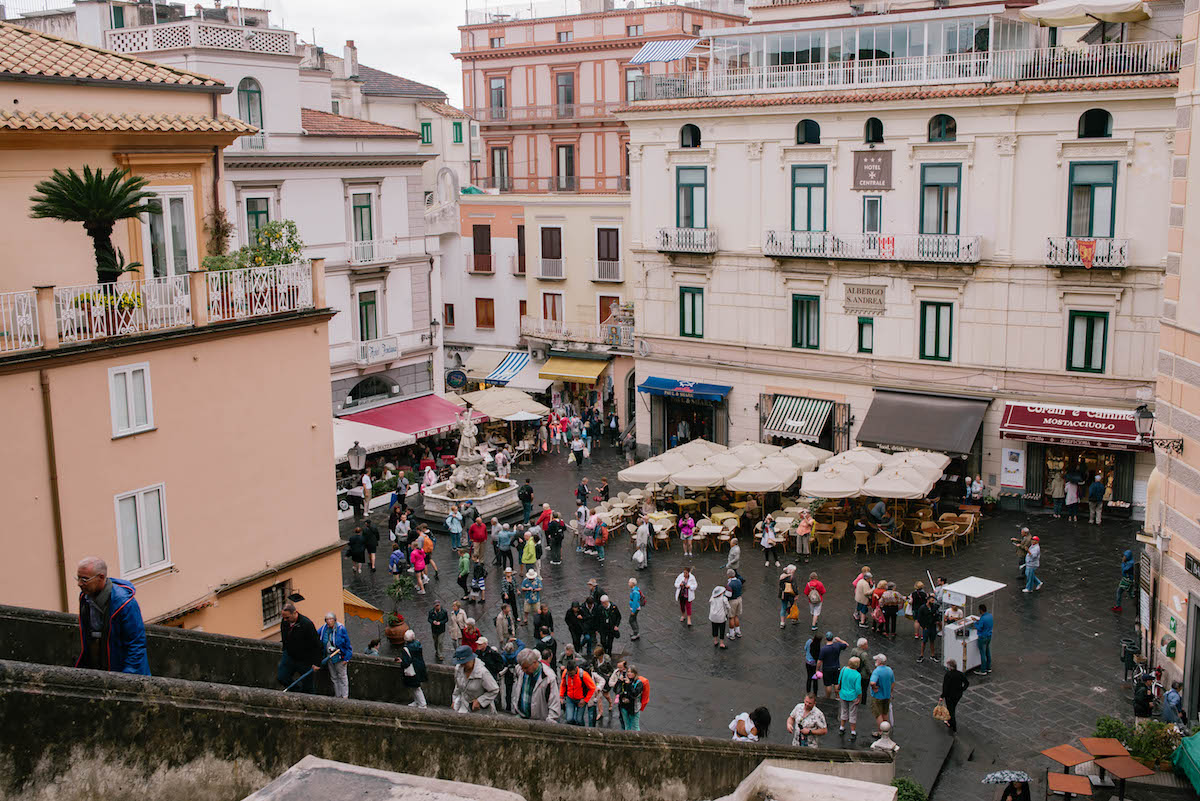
(903, 599), (914, 617)
(786, 603), (801, 621)
(932, 700), (951, 722)
(567, 452), (576, 464)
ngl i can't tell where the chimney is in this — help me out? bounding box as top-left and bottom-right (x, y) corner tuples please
(344, 40), (358, 78)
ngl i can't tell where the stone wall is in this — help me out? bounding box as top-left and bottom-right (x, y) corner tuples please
(0, 659), (892, 801)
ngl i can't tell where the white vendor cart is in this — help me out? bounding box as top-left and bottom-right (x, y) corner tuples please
(939, 576), (1005, 673)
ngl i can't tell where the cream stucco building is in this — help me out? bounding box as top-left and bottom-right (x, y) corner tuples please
(619, 0), (1180, 517)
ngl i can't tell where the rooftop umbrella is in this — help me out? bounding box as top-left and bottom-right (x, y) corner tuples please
(982, 771), (1032, 784)
(783, 441), (834, 464)
(1020, 0), (1149, 26)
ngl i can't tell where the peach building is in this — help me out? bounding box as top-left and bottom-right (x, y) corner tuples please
(0, 21), (342, 639)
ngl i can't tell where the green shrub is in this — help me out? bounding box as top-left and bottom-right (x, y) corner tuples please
(200, 219), (305, 271)
(1094, 715), (1130, 742)
(891, 777), (928, 801)
(1127, 720), (1181, 764)
(386, 575), (416, 608)
(372, 477), (398, 495)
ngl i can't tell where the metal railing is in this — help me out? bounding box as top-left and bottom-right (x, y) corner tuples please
(471, 176), (629, 194)
(1045, 236), (1129, 269)
(54, 275), (192, 344)
(763, 231), (982, 263)
(539, 258), (565, 279)
(471, 102), (624, 122)
(0, 290), (39, 353)
(467, 253), (494, 274)
(464, 0), (743, 25)
(656, 227), (718, 253)
(206, 262), (314, 322)
(348, 237), (426, 265)
(103, 21), (296, 56)
(240, 131), (267, 150)
(593, 259), (622, 282)
(636, 40), (1180, 100)
(520, 315), (635, 350)
(356, 336), (401, 365)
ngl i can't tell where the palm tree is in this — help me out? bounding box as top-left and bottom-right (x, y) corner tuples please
(29, 166), (161, 283)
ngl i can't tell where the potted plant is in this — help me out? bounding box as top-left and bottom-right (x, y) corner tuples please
(383, 612), (409, 646)
(1128, 720), (1182, 771)
(981, 494), (999, 514)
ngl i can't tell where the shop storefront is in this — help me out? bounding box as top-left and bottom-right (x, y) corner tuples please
(637, 376), (733, 452)
(999, 402), (1151, 516)
(855, 389), (991, 484)
(539, 355), (612, 414)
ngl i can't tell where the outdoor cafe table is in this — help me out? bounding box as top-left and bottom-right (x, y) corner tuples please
(1080, 737), (1128, 786)
(647, 512), (676, 524)
(1093, 756), (1153, 801)
(675, 498), (700, 512)
(710, 511), (739, 525)
(1046, 773), (1092, 799)
(1042, 745), (1093, 774)
(699, 524), (724, 550)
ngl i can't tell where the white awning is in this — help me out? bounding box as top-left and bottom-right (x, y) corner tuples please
(464, 348), (507, 381)
(483, 351), (530, 386)
(763, 395), (833, 442)
(333, 418), (416, 463)
(1020, 0), (1149, 26)
(630, 39), (701, 65)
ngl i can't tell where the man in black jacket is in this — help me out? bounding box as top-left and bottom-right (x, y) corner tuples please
(580, 596), (602, 654)
(278, 603), (323, 693)
(518, 479), (535, 525)
(564, 602), (586, 651)
(362, 520), (381, 573)
(939, 658), (970, 733)
(597, 595), (622, 653)
(546, 514), (567, 565)
(427, 601), (449, 663)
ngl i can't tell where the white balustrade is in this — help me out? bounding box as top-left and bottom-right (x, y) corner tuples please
(104, 21), (296, 55)
(206, 262), (313, 322)
(240, 131), (267, 150)
(1044, 236), (1129, 269)
(763, 231), (981, 263)
(539, 258), (565, 279)
(520, 315), (633, 350)
(54, 275), (191, 344)
(0, 290), (39, 353)
(655, 228), (718, 254)
(593, 259), (623, 282)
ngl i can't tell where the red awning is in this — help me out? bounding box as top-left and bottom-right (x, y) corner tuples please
(999, 402), (1150, 451)
(342, 394), (486, 440)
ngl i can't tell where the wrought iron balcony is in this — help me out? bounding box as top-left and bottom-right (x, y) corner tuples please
(520, 315), (634, 351)
(656, 227), (718, 254)
(763, 231), (981, 264)
(1044, 236), (1129, 269)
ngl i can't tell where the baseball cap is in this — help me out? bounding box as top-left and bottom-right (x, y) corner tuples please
(453, 645), (475, 665)
(1032, 536), (1040, 541)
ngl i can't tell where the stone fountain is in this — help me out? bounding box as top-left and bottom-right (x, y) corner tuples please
(420, 410), (521, 520)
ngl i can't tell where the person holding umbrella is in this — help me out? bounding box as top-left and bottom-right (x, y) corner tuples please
(983, 772), (1031, 801)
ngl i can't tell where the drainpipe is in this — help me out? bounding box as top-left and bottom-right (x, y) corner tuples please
(40, 369), (69, 612)
(211, 92), (222, 235)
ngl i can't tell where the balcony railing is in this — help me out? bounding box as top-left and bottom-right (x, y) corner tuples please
(240, 131), (267, 150)
(356, 336), (401, 365)
(656, 227), (718, 254)
(467, 253), (494, 274)
(520, 315), (634, 350)
(472, 102), (624, 123)
(470, 176), (629, 194)
(593, 259), (623, 282)
(539, 258), (565, 279)
(763, 231), (981, 264)
(206, 262), (314, 322)
(0, 290), (39, 353)
(103, 21), (296, 56)
(464, 0), (743, 25)
(348, 237), (426, 265)
(55, 275), (192, 345)
(1045, 236), (1129, 269)
(636, 40), (1180, 100)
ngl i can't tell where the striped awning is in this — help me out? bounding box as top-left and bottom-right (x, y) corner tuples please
(630, 39), (701, 65)
(763, 395), (833, 443)
(483, 351), (530, 386)
(343, 588), (383, 624)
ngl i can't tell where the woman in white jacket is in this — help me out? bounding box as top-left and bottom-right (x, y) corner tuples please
(674, 567), (698, 627)
(708, 585), (732, 649)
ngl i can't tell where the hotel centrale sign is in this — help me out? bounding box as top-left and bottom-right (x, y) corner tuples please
(844, 284), (886, 316)
(853, 151), (892, 190)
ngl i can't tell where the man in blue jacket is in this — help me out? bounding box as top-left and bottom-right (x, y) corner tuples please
(1113, 549), (1137, 613)
(75, 556), (150, 675)
(1087, 474), (1106, 525)
(317, 611), (353, 698)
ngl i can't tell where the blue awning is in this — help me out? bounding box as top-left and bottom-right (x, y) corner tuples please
(629, 39), (701, 65)
(638, 376), (732, 403)
(483, 351), (530, 386)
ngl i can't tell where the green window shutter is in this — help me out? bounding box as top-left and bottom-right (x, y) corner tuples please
(421, 122), (432, 144)
(452, 121), (463, 143)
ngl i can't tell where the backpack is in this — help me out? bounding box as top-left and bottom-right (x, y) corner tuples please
(518, 485), (534, 502)
(808, 588), (821, 604)
(473, 562), (487, 581)
(598, 525), (609, 546)
(619, 678), (643, 712)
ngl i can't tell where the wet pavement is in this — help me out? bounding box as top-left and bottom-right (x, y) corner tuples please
(339, 441), (1143, 800)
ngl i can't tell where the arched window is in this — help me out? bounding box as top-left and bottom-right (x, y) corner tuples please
(796, 119), (820, 145)
(864, 117), (884, 144)
(237, 78), (264, 129)
(928, 114), (956, 142)
(347, 376), (392, 404)
(1078, 108), (1113, 139)
(680, 124), (701, 148)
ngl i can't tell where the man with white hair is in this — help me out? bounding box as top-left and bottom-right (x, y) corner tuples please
(514, 647), (561, 722)
(597, 594), (622, 653)
(317, 611), (353, 698)
(74, 556), (149, 675)
(869, 653), (896, 737)
(397, 629), (428, 708)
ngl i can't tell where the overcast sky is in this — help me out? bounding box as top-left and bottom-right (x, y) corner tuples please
(266, 0), (466, 107)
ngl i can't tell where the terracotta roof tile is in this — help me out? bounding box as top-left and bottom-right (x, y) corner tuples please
(0, 20), (221, 88)
(300, 107), (419, 137)
(420, 100), (470, 119)
(0, 109), (258, 133)
(358, 64), (446, 98)
(618, 76), (1178, 112)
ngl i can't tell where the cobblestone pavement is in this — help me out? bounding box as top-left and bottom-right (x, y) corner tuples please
(340, 442), (1143, 800)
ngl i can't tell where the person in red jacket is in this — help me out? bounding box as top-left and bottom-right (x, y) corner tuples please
(536, 503), (554, 531)
(804, 571), (827, 632)
(559, 657), (596, 726)
(468, 517), (488, 561)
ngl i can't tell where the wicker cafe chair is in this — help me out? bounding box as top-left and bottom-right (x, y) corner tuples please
(814, 525), (835, 555)
(853, 527), (870, 554)
(653, 522), (673, 550)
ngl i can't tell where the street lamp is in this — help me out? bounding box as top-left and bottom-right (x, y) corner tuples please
(347, 440), (367, 471)
(1134, 405), (1184, 454)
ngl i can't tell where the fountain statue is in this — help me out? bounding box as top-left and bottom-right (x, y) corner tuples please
(419, 408), (521, 520)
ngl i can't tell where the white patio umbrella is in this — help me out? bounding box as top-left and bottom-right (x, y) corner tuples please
(656, 451), (695, 474)
(862, 468), (934, 499)
(823, 448), (884, 475)
(727, 464), (794, 493)
(801, 467), (865, 499)
(783, 441), (834, 464)
(669, 439), (717, 461)
(618, 458), (674, 484)
(703, 452), (750, 479)
(503, 410), (543, 422)
(815, 462), (869, 484)
(1020, 0), (1149, 26)
(729, 443), (770, 465)
(669, 463), (728, 489)
(757, 455), (803, 485)
(884, 450), (951, 472)
(882, 456), (945, 480)
(776, 452), (818, 473)
(735, 440), (783, 456)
